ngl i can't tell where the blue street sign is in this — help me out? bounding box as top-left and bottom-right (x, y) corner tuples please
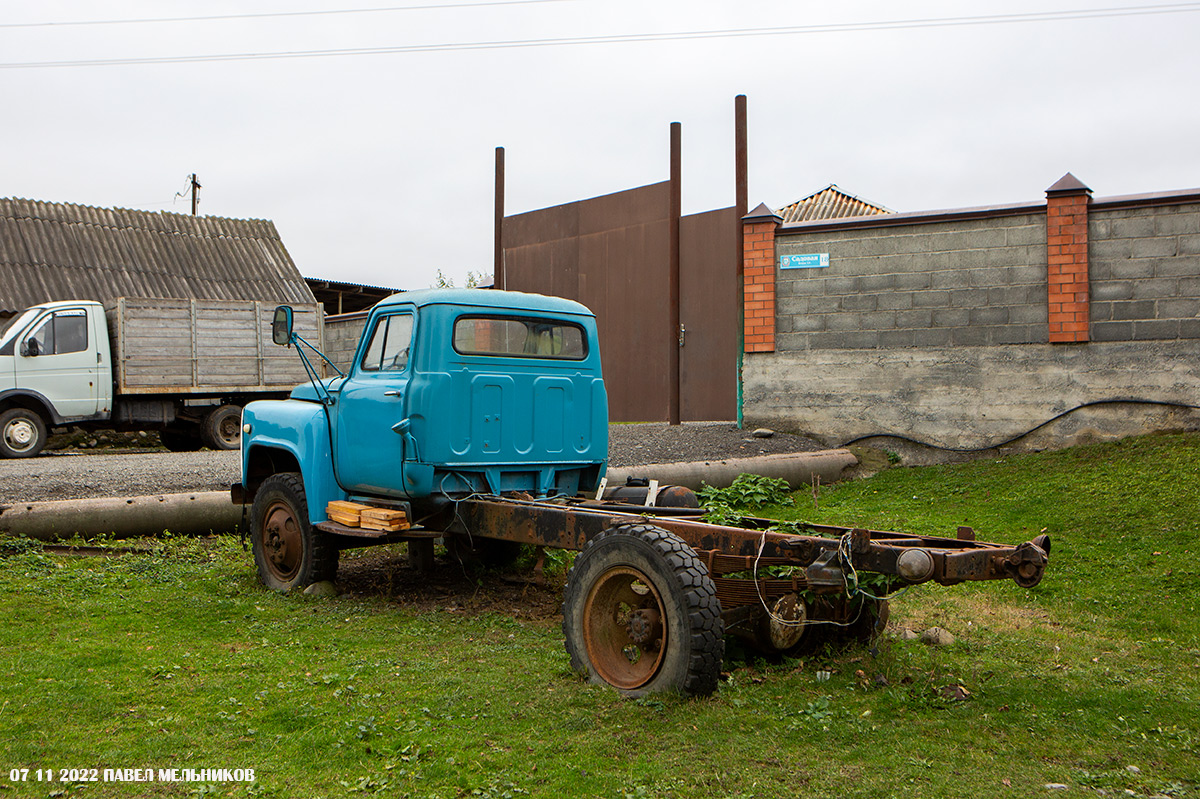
(779, 253), (830, 269)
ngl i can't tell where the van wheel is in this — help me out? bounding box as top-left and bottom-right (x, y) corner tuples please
(202, 404), (242, 450)
(0, 408), (48, 458)
(251, 472), (338, 590)
(562, 523), (724, 697)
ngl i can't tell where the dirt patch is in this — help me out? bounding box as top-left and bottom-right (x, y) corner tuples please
(336, 545), (565, 622)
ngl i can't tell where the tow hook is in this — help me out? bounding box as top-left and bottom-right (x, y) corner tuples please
(1003, 534), (1050, 588)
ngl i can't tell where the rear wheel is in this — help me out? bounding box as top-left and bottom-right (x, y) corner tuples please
(843, 597), (890, 645)
(738, 594), (888, 656)
(202, 404), (242, 450)
(0, 408), (47, 458)
(562, 523), (724, 697)
(251, 472), (338, 590)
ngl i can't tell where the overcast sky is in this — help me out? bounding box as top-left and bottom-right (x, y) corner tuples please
(3, 1), (1198, 290)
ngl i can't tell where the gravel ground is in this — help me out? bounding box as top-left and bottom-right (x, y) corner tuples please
(606, 421), (821, 466)
(0, 422), (822, 503)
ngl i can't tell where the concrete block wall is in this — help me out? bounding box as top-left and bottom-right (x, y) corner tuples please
(774, 213), (1048, 350)
(1090, 203), (1200, 342)
(742, 179), (1200, 454)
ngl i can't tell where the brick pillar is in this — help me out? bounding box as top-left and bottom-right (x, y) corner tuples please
(743, 203), (781, 353)
(1045, 173), (1093, 343)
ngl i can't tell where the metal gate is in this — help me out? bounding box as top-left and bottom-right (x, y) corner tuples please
(500, 185), (738, 422)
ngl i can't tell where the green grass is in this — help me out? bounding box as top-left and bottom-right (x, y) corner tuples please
(1, 433), (1198, 798)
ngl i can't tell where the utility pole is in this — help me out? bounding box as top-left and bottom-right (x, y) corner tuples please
(494, 147), (505, 290)
(735, 95), (747, 428)
(668, 122), (682, 426)
(189, 173), (201, 216)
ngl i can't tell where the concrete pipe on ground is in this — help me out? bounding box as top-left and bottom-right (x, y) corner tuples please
(0, 492), (242, 542)
(606, 449), (858, 491)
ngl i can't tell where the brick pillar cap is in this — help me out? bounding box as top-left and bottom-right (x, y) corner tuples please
(743, 202), (782, 224)
(1046, 172), (1092, 197)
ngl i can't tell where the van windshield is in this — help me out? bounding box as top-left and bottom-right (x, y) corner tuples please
(0, 307), (44, 353)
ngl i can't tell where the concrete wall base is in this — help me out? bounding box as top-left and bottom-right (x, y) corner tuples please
(744, 342), (1200, 456)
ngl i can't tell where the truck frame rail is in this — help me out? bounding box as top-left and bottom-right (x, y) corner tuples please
(301, 492), (1050, 696)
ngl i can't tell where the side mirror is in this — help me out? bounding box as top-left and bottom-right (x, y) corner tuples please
(20, 339), (40, 357)
(272, 306), (294, 346)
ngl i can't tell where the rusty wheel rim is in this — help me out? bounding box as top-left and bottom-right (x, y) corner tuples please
(216, 414), (240, 445)
(261, 499), (302, 583)
(582, 566), (668, 689)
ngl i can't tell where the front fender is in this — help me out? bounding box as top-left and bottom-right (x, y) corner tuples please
(241, 399), (345, 524)
(0, 388), (65, 425)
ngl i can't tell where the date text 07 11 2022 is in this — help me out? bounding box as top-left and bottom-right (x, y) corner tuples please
(7, 768), (256, 783)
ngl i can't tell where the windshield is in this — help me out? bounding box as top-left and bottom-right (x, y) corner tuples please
(0, 307), (45, 352)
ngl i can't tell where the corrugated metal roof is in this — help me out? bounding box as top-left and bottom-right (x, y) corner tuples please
(305, 276), (404, 316)
(775, 184), (893, 224)
(0, 197), (315, 316)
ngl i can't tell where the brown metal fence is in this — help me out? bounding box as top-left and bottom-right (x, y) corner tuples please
(501, 184), (737, 422)
(680, 206), (739, 421)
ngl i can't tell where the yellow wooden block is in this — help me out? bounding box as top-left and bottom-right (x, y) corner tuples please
(327, 500), (372, 516)
(361, 508), (407, 523)
(360, 520), (407, 532)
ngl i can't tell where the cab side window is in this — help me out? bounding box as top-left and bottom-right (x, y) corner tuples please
(26, 310), (88, 356)
(55, 311), (88, 354)
(360, 314), (414, 372)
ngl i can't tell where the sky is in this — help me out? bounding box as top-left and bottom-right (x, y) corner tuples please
(2, 1), (1199, 291)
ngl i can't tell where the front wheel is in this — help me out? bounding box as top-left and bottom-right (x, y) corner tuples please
(0, 408), (48, 458)
(562, 523), (724, 697)
(251, 472), (338, 590)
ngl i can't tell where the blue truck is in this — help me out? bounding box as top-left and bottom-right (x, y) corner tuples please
(235, 288), (1050, 697)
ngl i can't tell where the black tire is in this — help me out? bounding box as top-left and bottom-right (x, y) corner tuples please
(844, 597), (890, 645)
(201, 404), (242, 450)
(159, 427), (203, 452)
(562, 523), (724, 697)
(0, 407), (48, 458)
(251, 472), (339, 590)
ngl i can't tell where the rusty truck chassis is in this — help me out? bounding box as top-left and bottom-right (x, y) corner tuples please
(312, 492), (1050, 618)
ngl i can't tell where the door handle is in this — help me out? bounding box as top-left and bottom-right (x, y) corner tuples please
(384, 390), (402, 397)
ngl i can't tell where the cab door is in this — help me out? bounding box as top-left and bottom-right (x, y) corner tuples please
(333, 311), (415, 496)
(13, 308), (102, 419)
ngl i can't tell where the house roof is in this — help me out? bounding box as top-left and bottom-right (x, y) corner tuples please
(775, 184), (893, 224)
(0, 197), (315, 316)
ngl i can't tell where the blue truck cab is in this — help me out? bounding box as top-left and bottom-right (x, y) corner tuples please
(238, 288), (608, 588)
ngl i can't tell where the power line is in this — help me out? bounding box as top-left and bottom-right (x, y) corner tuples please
(2, 3), (1198, 70)
(0, 0), (572, 29)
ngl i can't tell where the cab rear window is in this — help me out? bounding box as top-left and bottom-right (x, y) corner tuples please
(453, 316), (586, 360)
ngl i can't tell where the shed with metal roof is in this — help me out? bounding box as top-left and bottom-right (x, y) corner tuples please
(0, 197), (315, 319)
